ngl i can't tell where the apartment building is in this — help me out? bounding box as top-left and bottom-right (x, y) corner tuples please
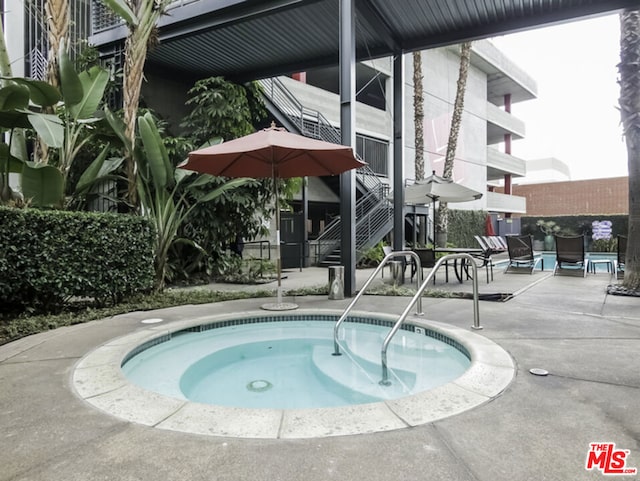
(2, 1), (550, 264)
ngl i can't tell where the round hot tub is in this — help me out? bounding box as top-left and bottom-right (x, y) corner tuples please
(73, 310), (514, 438)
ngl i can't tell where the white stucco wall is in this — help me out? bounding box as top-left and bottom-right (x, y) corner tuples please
(404, 47), (488, 211)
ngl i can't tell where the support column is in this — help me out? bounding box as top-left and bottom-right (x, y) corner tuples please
(503, 93), (512, 218)
(339, 0), (356, 296)
(302, 177), (309, 267)
(392, 54), (405, 251)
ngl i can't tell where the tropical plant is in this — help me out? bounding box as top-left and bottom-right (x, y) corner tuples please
(536, 219), (561, 236)
(357, 241), (386, 268)
(180, 76), (267, 146)
(0, 40), (119, 208)
(100, 0), (173, 207)
(619, 9), (640, 290)
(170, 76), (301, 281)
(0, 78), (64, 206)
(438, 41), (472, 238)
(0, 19), (27, 163)
(136, 111), (249, 290)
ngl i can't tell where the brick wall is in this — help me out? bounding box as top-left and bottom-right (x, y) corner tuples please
(498, 177), (628, 216)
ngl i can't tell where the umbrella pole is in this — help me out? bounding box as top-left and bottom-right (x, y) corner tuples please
(274, 173), (283, 305)
(261, 168), (297, 311)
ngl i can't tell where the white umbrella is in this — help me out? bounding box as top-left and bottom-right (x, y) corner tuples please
(403, 171), (483, 246)
(405, 171), (483, 205)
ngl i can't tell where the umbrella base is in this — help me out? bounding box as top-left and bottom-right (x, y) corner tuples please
(260, 302), (299, 311)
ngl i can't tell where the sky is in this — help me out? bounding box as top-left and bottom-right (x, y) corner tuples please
(491, 13), (628, 180)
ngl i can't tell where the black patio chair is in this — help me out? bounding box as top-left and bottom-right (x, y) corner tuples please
(410, 248), (437, 283)
(504, 235), (543, 274)
(553, 235), (588, 277)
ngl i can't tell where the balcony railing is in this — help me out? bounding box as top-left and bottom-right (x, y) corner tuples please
(486, 191), (527, 214)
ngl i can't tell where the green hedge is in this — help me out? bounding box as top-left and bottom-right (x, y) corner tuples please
(0, 207), (155, 313)
(520, 215), (628, 242)
(447, 210), (487, 247)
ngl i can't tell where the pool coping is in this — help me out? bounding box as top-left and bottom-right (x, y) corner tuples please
(72, 309), (515, 439)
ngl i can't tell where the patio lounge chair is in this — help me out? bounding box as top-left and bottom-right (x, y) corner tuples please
(617, 235), (627, 279)
(487, 236), (508, 251)
(504, 235), (543, 274)
(475, 235), (506, 254)
(553, 235), (589, 277)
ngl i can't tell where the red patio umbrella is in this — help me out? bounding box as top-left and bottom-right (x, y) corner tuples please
(485, 214), (496, 236)
(180, 124), (365, 309)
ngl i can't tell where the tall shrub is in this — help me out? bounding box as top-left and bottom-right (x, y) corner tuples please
(0, 207), (155, 313)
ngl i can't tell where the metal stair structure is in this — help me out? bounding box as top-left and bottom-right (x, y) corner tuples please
(258, 77), (393, 266)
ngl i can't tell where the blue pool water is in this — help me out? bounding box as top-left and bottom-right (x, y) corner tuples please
(536, 252), (616, 272)
(122, 320), (470, 409)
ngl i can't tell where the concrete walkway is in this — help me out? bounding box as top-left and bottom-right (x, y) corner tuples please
(1, 267), (639, 481)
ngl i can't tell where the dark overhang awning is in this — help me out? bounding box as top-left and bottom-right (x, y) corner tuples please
(90, 0), (638, 81)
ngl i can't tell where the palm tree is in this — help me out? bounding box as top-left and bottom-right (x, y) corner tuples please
(34, 0), (69, 164)
(413, 51), (425, 181)
(102, 0), (172, 207)
(437, 41), (472, 241)
(45, 0), (68, 90)
(619, 10), (640, 290)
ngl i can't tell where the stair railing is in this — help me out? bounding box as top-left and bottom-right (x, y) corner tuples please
(258, 76), (394, 263)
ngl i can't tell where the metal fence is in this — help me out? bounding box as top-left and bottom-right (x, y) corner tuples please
(25, 0), (92, 80)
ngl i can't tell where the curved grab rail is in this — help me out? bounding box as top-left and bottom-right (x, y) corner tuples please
(380, 253), (482, 385)
(332, 250), (423, 356)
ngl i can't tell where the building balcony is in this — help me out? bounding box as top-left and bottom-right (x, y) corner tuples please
(471, 40), (538, 107)
(486, 102), (526, 145)
(486, 191), (526, 214)
(486, 147), (526, 181)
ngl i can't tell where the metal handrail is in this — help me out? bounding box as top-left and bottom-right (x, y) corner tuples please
(258, 76), (394, 263)
(380, 253), (482, 385)
(332, 250), (423, 356)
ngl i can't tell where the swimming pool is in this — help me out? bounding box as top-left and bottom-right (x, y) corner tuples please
(122, 319), (470, 409)
(73, 309), (515, 438)
(537, 252), (616, 272)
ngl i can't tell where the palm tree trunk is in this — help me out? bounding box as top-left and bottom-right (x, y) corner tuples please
(45, 0), (68, 90)
(122, 0), (168, 208)
(35, 0), (69, 164)
(438, 42), (472, 237)
(413, 51), (425, 181)
(619, 10), (640, 290)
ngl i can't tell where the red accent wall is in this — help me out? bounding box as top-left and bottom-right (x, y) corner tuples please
(498, 177), (629, 216)
(292, 72), (307, 83)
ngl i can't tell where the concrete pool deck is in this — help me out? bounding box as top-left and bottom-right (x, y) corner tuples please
(1, 267), (639, 480)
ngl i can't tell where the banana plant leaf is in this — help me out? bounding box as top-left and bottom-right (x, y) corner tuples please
(1, 77), (61, 107)
(0, 84), (30, 110)
(0, 111), (31, 129)
(0, 143), (24, 173)
(104, 107), (131, 153)
(58, 39), (83, 106)
(26, 112), (64, 148)
(22, 162), (64, 207)
(75, 145), (124, 195)
(100, 0), (139, 26)
(70, 66), (110, 120)
(138, 113), (172, 191)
